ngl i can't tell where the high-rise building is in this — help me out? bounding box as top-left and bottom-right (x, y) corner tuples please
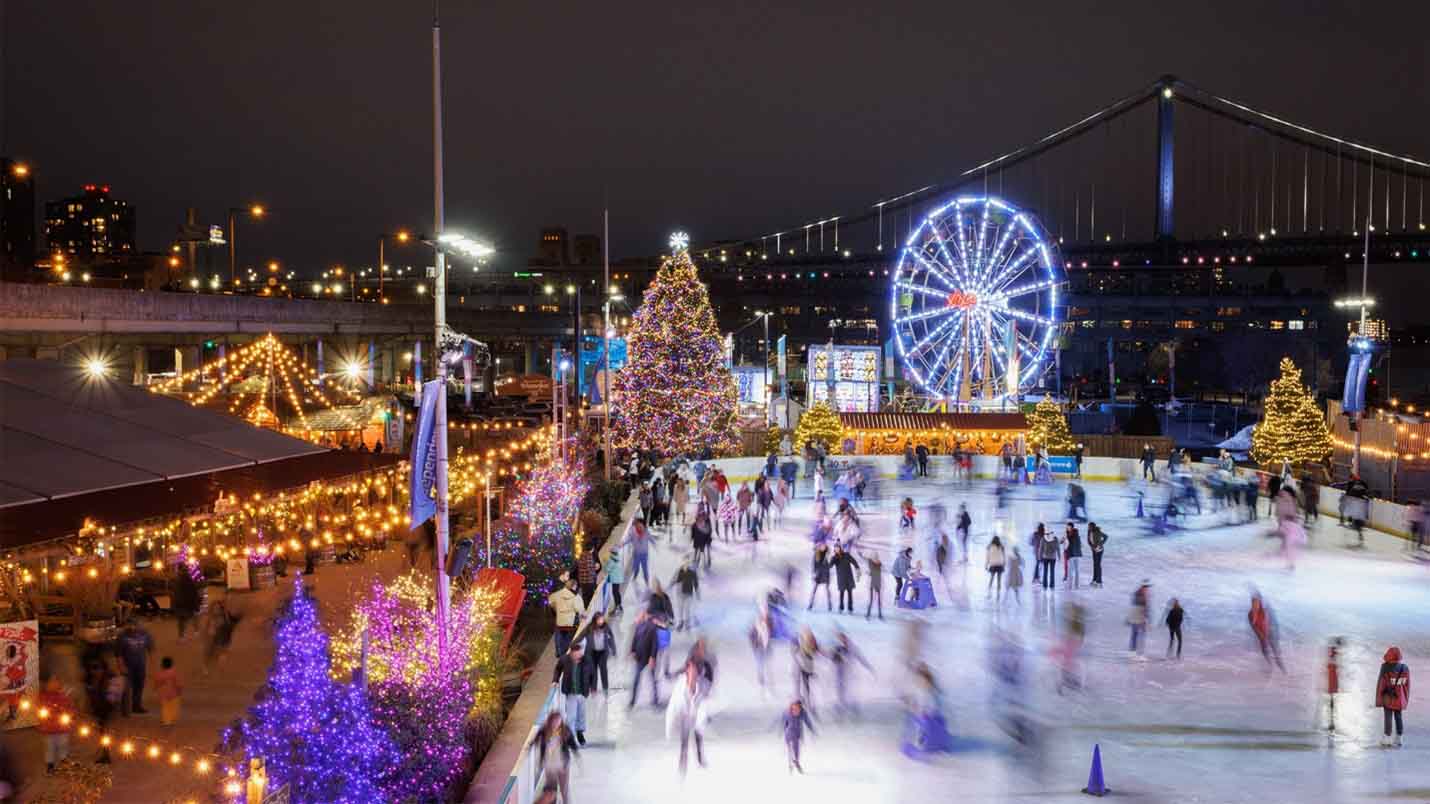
(537, 227), (569, 265)
(1, 158), (36, 279)
(43, 184), (136, 258)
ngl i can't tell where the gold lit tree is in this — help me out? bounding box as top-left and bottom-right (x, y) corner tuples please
(1251, 357), (1332, 466)
(1026, 395), (1076, 453)
(793, 402), (844, 454)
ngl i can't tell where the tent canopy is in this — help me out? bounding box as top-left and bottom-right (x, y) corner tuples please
(0, 359), (326, 506)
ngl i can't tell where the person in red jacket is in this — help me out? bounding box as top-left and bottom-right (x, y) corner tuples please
(1325, 637), (1343, 733)
(1376, 645), (1410, 747)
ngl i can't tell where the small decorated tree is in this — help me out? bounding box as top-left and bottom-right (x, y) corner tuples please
(611, 233), (739, 456)
(1251, 357), (1332, 466)
(1026, 395), (1076, 453)
(240, 579), (392, 803)
(793, 402), (844, 454)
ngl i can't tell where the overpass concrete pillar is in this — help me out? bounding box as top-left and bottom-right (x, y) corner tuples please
(524, 341), (538, 374)
(175, 346), (200, 389)
(131, 346), (148, 386)
(381, 347), (395, 386)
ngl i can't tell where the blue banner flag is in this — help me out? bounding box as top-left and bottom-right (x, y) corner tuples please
(408, 379), (442, 529)
(1343, 349), (1371, 414)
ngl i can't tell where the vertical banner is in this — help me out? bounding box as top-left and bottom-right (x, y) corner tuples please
(724, 333), (733, 369)
(408, 379), (442, 529)
(1005, 322), (1019, 398)
(1343, 349), (1371, 414)
(1106, 337), (1116, 402)
(0, 620), (38, 730)
(218, 342), (226, 384)
(316, 339), (325, 387)
(413, 341), (423, 404)
(777, 334), (788, 412)
(462, 341), (473, 408)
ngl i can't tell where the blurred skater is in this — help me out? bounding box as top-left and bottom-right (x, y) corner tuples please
(1376, 645), (1410, 747)
(780, 699), (816, 773)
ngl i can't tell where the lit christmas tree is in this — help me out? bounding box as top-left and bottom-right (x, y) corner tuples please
(612, 233), (739, 456)
(240, 578), (393, 803)
(1026, 395), (1076, 453)
(793, 402), (844, 454)
(1251, 357), (1332, 466)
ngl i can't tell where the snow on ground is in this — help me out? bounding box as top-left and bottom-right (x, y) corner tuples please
(568, 468), (1430, 803)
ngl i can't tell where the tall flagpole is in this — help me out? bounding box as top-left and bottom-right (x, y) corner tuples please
(431, 0), (451, 655)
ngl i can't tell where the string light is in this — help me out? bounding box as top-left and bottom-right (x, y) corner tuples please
(1251, 357), (1332, 465)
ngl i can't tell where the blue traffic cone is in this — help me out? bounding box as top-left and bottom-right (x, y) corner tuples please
(1135, 493), (1145, 518)
(1082, 743), (1110, 797)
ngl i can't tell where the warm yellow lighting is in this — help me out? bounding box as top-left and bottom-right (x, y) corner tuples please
(250, 204), (266, 217)
(11, 163), (28, 177)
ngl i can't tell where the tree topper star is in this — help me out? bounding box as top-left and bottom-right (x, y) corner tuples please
(668, 231), (690, 253)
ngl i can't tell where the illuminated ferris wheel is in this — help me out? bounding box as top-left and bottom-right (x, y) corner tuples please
(890, 196), (1062, 405)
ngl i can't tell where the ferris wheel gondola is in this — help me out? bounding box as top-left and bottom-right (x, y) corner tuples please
(890, 196), (1063, 407)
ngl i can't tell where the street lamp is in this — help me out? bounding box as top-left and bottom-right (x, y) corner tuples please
(378, 231), (412, 301)
(227, 204), (267, 284)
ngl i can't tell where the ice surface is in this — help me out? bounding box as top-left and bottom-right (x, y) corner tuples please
(566, 469), (1430, 803)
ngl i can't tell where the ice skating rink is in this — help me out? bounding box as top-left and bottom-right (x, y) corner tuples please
(572, 467), (1429, 803)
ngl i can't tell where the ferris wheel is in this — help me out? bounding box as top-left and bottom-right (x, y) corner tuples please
(889, 196), (1062, 405)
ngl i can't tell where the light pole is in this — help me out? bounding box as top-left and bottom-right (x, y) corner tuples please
(378, 231), (411, 301)
(227, 204), (266, 284)
(602, 207), (612, 480)
(430, 0), (452, 656)
(1352, 218), (1373, 476)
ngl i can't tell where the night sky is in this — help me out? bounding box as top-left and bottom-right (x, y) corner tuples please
(2, 1), (1427, 317)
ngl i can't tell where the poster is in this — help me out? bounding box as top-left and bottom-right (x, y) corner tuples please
(0, 620), (38, 731)
(226, 558), (251, 590)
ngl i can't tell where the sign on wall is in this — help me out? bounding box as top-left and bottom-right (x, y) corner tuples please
(0, 621), (38, 731)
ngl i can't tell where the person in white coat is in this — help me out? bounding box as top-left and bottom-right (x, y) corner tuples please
(666, 662), (709, 776)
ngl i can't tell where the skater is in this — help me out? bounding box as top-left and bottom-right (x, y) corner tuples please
(861, 550), (884, 620)
(780, 699), (816, 773)
(1005, 546), (1024, 606)
(808, 544), (833, 611)
(1376, 645), (1410, 747)
(736, 482), (754, 532)
(1128, 580), (1151, 655)
(673, 474), (689, 525)
(1054, 602), (1087, 694)
(893, 547), (913, 602)
(666, 662), (709, 776)
(622, 516), (655, 590)
(552, 640), (595, 746)
(830, 630), (873, 718)
(1165, 598), (1184, 659)
(899, 497), (917, 532)
(915, 442), (930, 477)
(584, 612), (616, 694)
(604, 548), (625, 614)
(832, 544), (861, 614)
(792, 627), (822, 712)
(548, 572), (587, 659)
(535, 711), (577, 802)
(1064, 523), (1083, 589)
(117, 621), (154, 714)
(1087, 522), (1107, 588)
(1038, 525), (1059, 590)
(985, 536), (1006, 600)
(1141, 443), (1157, 482)
(956, 504), (972, 563)
(670, 558), (700, 631)
(1325, 637), (1342, 733)
(628, 612), (663, 708)
(1029, 524), (1046, 585)
(750, 601), (774, 689)
(718, 491), (738, 540)
(576, 545), (599, 605)
(1248, 593), (1285, 673)
(690, 505), (713, 571)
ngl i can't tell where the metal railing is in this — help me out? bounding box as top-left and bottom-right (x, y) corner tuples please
(496, 512), (629, 804)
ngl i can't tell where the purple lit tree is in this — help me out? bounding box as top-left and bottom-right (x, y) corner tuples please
(240, 578), (393, 803)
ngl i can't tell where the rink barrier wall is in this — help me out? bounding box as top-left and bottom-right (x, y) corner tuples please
(712, 454), (1139, 484)
(476, 493), (636, 804)
(1235, 468), (1415, 540)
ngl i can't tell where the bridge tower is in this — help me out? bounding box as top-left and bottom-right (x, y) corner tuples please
(1154, 75), (1176, 241)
